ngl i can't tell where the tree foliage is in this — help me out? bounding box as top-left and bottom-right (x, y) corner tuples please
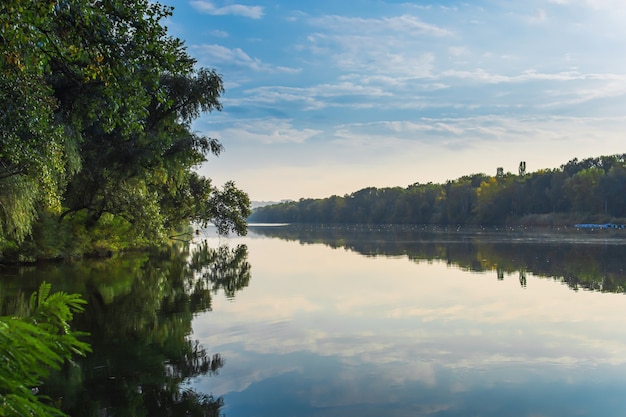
(0, 283), (90, 416)
(0, 242), (251, 416)
(249, 154), (626, 226)
(0, 0), (250, 259)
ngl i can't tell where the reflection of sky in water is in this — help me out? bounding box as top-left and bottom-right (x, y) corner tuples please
(190, 231), (626, 416)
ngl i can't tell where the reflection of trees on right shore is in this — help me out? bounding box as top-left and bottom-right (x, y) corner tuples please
(251, 225), (626, 293)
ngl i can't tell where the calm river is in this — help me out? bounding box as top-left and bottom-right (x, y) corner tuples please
(2, 224), (626, 416)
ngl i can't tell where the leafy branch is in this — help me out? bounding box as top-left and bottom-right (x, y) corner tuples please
(0, 282), (91, 416)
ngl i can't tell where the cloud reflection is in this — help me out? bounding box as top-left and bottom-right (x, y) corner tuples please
(191, 233), (626, 414)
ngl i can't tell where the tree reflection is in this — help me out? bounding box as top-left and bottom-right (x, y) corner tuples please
(250, 224), (626, 293)
(519, 269), (527, 288)
(497, 267), (505, 281)
(189, 241), (251, 299)
(0, 241), (250, 417)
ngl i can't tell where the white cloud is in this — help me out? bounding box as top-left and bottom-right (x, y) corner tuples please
(540, 79), (626, 107)
(439, 68), (621, 85)
(385, 14), (453, 37)
(190, 44), (301, 74)
(306, 30), (437, 77)
(209, 29), (229, 38)
(549, 0), (626, 9)
(226, 82), (393, 111)
(218, 118), (322, 144)
(322, 115), (626, 172)
(296, 12), (458, 80)
(179, 1), (626, 201)
(189, 1), (264, 19)
(310, 14), (452, 38)
(226, 86), (325, 110)
(448, 46), (470, 57)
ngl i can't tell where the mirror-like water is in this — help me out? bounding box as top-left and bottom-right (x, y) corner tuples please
(2, 225), (626, 416)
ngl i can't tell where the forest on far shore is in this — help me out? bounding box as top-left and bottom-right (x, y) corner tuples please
(249, 154), (626, 226)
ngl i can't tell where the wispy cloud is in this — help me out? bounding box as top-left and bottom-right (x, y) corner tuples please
(219, 118), (322, 144)
(225, 81), (395, 113)
(440, 68), (590, 84)
(209, 29), (229, 38)
(190, 1), (264, 19)
(190, 44), (301, 74)
(331, 115), (626, 150)
(305, 31), (437, 78)
(176, 0), (626, 200)
(310, 14), (452, 38)
(540, 80), (626, 107)
(227, 86), (326, 111)
(549, 0), (626, 9)
(304, 14), (448, 74)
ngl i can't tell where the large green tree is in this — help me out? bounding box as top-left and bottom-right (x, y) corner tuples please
(0, 0), (249, 257)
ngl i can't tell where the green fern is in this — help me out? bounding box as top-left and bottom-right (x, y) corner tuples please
(0, 282), (90, 416)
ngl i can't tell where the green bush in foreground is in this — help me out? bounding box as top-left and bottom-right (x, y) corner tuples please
(0, 283), (90, 416)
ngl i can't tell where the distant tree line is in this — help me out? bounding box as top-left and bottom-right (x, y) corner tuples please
(249, 154), (626, 225)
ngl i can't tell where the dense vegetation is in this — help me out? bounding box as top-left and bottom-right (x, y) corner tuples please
(0, 0), (250, 262)
(1, 1), (251, 414)
(249, 155), (626, 226)
(1, 242), (250, 416)
(0, 283), (91, 416)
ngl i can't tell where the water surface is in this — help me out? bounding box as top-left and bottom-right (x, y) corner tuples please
(190, 225), (626, 417)
(2, 225), (626, 416)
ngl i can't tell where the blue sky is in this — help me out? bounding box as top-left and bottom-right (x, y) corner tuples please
(165, 0), (626, 201)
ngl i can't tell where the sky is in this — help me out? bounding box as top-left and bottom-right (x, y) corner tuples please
(164, 0), (626, 202)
